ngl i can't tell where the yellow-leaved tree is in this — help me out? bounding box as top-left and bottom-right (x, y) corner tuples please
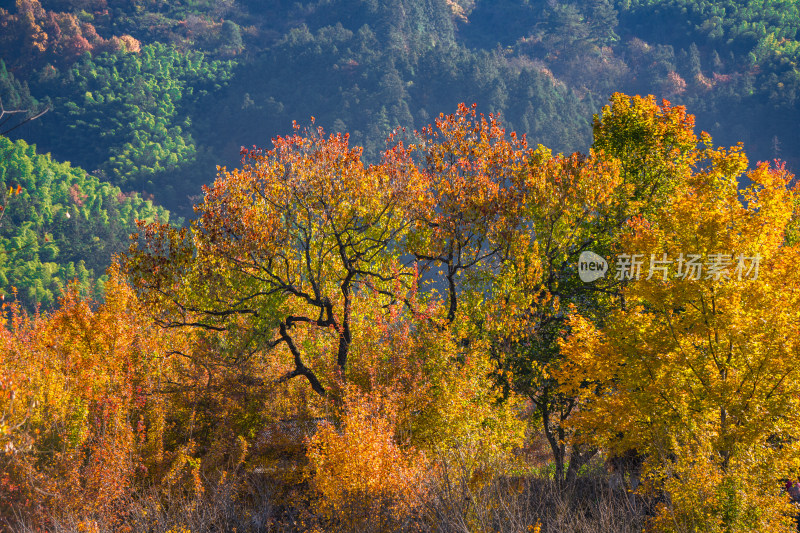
(559, 141), (800, 532)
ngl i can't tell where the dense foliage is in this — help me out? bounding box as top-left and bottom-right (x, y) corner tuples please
(2, 0), (800, 530)
(2, 96), (800, 532)
(23, 43), (235, 199)
(0, 135), (168, 309)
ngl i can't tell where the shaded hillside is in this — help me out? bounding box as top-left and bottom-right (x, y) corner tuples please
(2, 0), (798, 214)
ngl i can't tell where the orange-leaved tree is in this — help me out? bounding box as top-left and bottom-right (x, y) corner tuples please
(404, 102), (528, 323)
(0, 270), (181, 530)
(123, 114), (526, 462)
(125, 123), (426, 402)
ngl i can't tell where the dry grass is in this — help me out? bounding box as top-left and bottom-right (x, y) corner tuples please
(6, 453), (652, 533)
(413, 447), (649, 533)
(425, 474), (650, 533)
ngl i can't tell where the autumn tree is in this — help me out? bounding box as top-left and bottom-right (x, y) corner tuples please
(0, 271), (182, 530)
(125, 124), (421, 400)
(486, 148), (622, 485)
(559, 144), (800, 531)
(488, 93), (701, 486)
(592, 93), (699, 214)
(123, 112), (526, 482)
(403, 102), (529, 324)
(0, 0), (140, 71)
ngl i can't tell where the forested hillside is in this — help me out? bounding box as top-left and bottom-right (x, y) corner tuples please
(3, 0), (799, 221)
(0, 135), (168, 309)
